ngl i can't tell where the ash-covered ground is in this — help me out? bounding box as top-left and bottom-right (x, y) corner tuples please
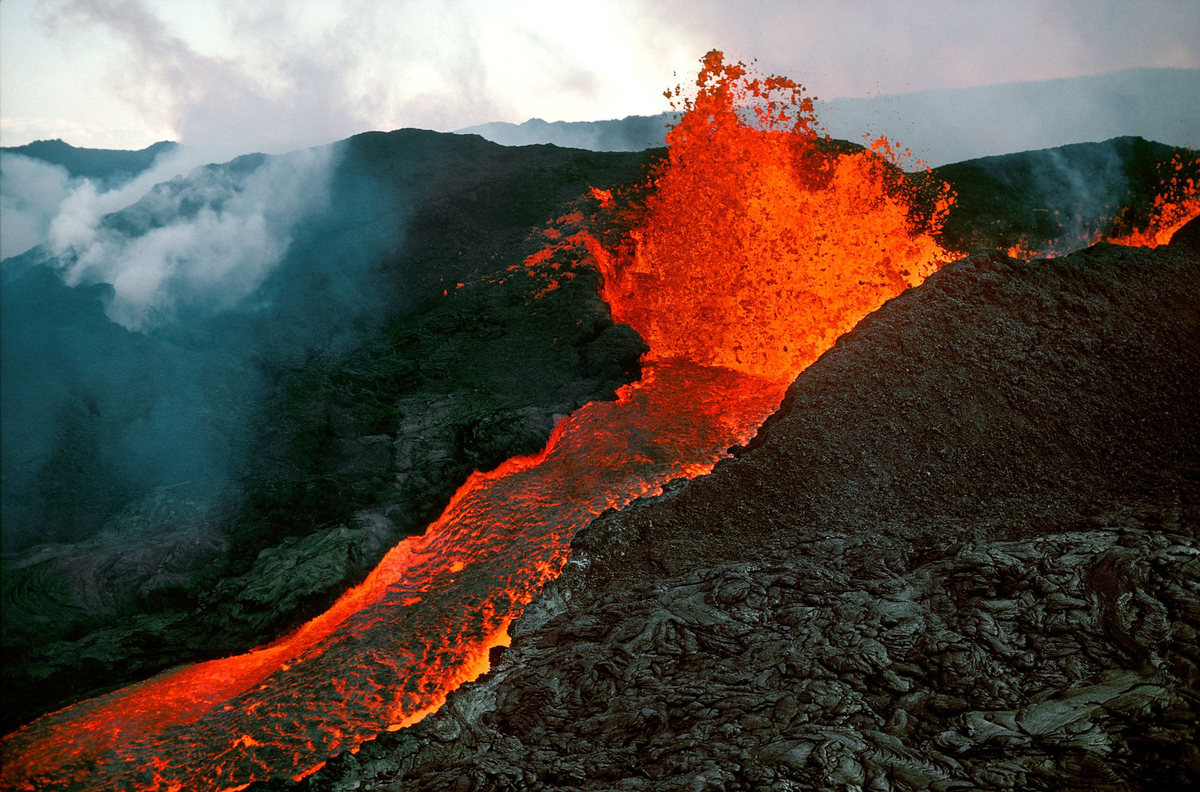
(256, 221), (1200, 791)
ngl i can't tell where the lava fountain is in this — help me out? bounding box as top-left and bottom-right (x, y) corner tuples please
(0, 51), (953, 791)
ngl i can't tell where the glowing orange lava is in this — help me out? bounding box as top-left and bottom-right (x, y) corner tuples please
(1, 361), (783, 792)
(595, 51), (954, 381)
(1005, 152), (1200, 260)
(1107, 155), (1200, 248)
(1, 51), (953, 791)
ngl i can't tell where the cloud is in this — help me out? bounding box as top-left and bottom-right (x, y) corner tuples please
(44, 0), (372, 153)
(25, 0), (696, 153)
(0, 154), (76, 259)
(653, 0), (1200, 99)
(51, 144), (336, 328)
(7, 0), (1200, 155)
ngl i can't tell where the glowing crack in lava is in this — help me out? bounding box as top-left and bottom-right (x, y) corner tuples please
(1, 51), (953, 791)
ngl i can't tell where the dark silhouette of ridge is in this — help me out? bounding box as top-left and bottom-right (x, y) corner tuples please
(1, 138), (179, 187)
(457, 68), (1200, 166)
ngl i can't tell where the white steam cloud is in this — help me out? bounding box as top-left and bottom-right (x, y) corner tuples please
(2, 143), (232, 261)
(0, 155), (76, 259)
(1, 139), (349, 550)
(49, 146), (335, 329)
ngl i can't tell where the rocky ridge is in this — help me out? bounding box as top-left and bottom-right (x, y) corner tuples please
(257, 223), (1200, 790)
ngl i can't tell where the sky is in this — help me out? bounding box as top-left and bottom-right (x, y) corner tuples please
(1, 0), (1199, 154)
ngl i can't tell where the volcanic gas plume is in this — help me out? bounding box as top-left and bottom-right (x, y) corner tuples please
(2, 51), (954, 791)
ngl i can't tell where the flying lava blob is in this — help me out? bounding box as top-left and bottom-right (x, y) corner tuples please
(1, 51), (954, 791)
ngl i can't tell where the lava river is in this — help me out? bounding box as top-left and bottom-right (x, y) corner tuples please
(1, 51), (955, 791)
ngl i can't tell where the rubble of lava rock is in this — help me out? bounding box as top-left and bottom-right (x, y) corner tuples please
(257, 221), (1200, 791)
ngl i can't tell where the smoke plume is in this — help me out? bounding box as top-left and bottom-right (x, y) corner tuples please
(50, 146), (335, 329)
(0, 138), (393, 551)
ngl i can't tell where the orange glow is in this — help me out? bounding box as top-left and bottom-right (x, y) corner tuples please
(589, 186), (614, 207)
(1107, 156), (1199, 247)
(1, 51), (953, 791)
(596, 52), (954, 381)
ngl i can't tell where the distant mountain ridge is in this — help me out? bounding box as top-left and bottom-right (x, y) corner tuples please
(1, 138), (178, 188)
(456, 114), (672, 153)
(456, 68), (1200, 166)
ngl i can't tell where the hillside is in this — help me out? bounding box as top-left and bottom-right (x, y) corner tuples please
(0, 139), (178, 188)
(261, 220), (1200, 792)
(2, 126), (1196, 783)
(1, 130), (653, 731)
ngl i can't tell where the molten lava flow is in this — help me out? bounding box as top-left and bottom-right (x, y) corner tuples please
(1, 50), (954, 791)
(0, 362), (783, 791)
(1107, 154), (1200, 248)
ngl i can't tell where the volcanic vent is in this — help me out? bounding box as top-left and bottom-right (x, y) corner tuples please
(1, 51), (957, 791)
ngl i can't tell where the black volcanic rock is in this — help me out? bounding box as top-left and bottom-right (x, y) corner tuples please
(0, 130), (654, 731)
(456, 115), (673, 152)
(262, 228), (1200, 790)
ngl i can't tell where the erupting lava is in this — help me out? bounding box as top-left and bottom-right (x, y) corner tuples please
(1106, 154), (1200, 248)
(1, 51), (953, 791)
(595, 51), (952, 380)
(1007, 152), (1200, 259)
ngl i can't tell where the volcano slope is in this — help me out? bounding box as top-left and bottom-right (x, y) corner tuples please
(1, 130), (650, 731)
(5, 129), (1193, 736)
(261, 221), (1200, 791)
(934, 136), (1199, 256)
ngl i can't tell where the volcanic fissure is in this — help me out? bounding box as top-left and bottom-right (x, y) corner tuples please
(3, 51), (1195, 792)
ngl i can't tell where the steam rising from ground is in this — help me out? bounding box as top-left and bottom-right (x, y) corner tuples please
(0, 156), (75, 259)
(2, 142), (248, 262)
(50, 147), (335, 328)
(0, 140), (376, 551)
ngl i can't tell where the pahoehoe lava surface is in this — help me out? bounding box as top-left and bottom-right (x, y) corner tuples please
(257, 223), (1200, 790)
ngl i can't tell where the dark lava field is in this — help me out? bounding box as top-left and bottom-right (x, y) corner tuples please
(252, 214), (1200, 792)
(2, 125), (1198, 791)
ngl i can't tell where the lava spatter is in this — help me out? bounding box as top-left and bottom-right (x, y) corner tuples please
(1107, 153), (1200, 248)
(1, 51), (953, 791)
(595, 51), (954, 381)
